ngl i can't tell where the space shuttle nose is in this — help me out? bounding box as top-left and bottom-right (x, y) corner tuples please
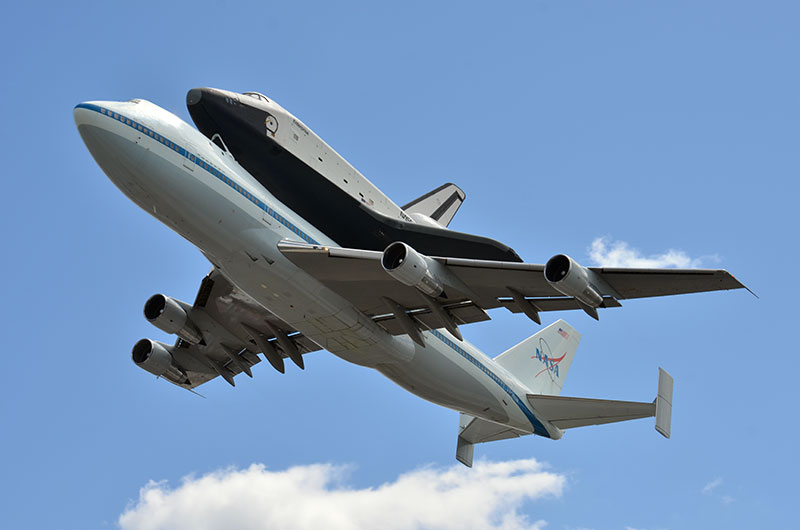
(186, 88), (203, 106)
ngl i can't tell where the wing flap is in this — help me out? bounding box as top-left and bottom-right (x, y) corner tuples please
(373, 301), (490, 335)
(499, 296), (622, 313)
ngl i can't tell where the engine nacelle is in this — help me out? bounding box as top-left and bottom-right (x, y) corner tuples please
(131, 339), (189, 384)
(381, 242), (444, 297)
(544, 254), (604, 308)
(143, 294), (203, 344)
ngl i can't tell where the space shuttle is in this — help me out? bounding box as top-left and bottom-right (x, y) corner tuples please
(186, 88), (513, 261)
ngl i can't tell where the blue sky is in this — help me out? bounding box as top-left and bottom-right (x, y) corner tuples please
(1, 1), (797, 528)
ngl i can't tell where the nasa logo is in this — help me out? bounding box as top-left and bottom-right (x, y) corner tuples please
(531, 338), (566, 379)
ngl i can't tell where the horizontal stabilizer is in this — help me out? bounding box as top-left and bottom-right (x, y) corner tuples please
(526, 394), (655, 430)
(459, 412), (527, 444)
(456, 412), (528, 467)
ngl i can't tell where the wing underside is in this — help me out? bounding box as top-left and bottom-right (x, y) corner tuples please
(157, 269), (321, 390)
(153, 241), (744, 389)
(277, 240), (746, 338)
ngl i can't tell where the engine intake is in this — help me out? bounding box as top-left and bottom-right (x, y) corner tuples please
(144, 294), (203, 344)
(381, 242), (444, 297)
(132, 339), (189, 384)
(544, 254), (604, 308)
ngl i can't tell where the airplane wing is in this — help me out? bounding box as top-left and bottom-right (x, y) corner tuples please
(277, 240), (746, 338)
(581, 267), (746, 299)
(153, 268), (322, 390)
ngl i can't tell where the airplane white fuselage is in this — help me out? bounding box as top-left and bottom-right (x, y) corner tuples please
(74, 99), (560, 440)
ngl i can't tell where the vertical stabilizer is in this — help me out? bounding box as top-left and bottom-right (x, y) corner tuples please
(494, 320), (580, 395)
(456, 435), (474, 467)
(402, 183), (466, 227)
(655, 367), (673, 438)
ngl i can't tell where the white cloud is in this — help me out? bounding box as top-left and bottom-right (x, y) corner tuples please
(721, 495), (735, 505)
(588, 237), (713, 268)
(118, 459), (564, 530)
(701, 477), (723, 495)
(701, 477), (735, 505)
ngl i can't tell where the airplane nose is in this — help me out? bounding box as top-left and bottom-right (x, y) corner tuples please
(73, 103), (95, 128)
(74, 101), (128, 133)
(186, 88), (203, 106)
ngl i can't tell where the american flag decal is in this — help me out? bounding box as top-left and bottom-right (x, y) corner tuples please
(557, 328), (569, 340)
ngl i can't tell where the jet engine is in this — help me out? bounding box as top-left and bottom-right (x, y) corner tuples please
(381, 242), (444, 297)
(544, 254), (604, 308)
(143, 294), (203, 344)
(131, 339), (189, 384)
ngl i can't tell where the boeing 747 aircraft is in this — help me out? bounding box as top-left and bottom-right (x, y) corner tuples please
(74, 89), (745, 465)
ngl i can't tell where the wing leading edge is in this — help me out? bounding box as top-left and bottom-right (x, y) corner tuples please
(277, 240), (747, 339)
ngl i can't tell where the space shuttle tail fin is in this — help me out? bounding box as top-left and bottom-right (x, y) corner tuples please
(493, 320), (581, 396)
(401, 183), (466, 227)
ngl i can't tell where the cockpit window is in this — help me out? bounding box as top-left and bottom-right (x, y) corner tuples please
(243, 92), (269, 103)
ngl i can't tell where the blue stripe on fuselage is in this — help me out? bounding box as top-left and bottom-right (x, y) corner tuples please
(77, 103), (551, 438)
(75, 103), (319, 245)
(428, 329), (550, 437)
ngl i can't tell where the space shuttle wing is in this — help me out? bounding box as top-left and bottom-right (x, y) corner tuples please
(278, 240), (748, 336)
(148, 269), (322, 390)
